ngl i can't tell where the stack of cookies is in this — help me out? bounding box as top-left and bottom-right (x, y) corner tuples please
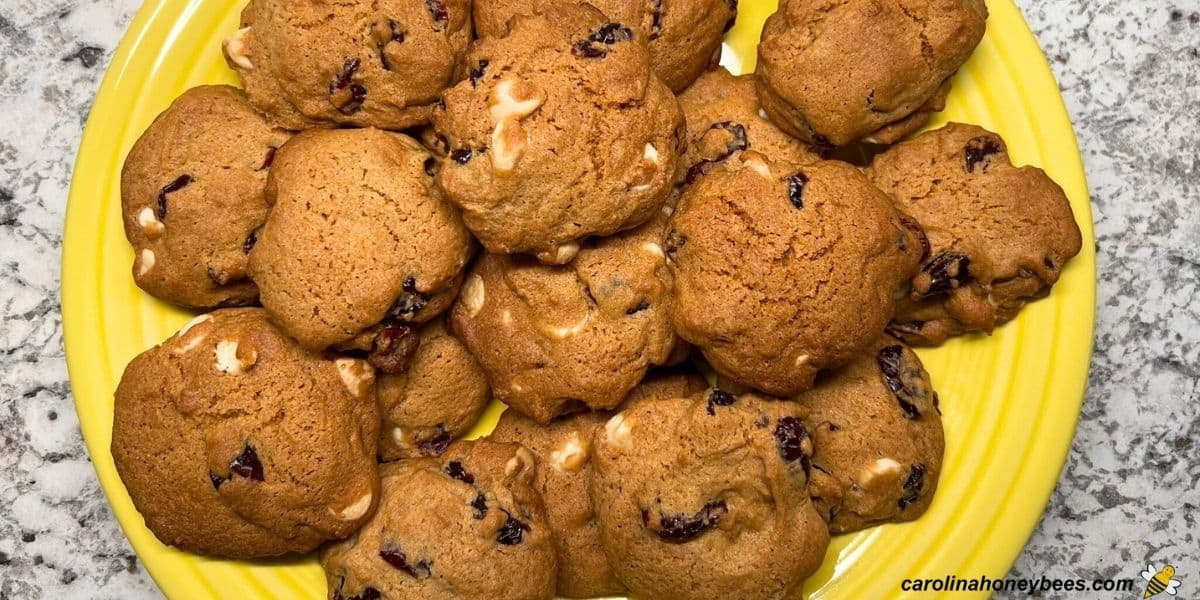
(111, 0), (1082, 598)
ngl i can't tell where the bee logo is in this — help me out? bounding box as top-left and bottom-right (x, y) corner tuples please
(1140, 564), (1181, 598)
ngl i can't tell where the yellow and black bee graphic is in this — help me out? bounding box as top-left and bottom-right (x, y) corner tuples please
(1140, 564), (1181, 598)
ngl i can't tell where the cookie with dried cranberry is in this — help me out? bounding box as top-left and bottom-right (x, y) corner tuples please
(591, 390), (829, 600)
(798, 337), (944, 533)
(756, 0), (987, 146)
(434, 4), (684, 258)
(111, 308), (380, 558)
(866, 123), (1083, 345)
(450, 215), (678, 424)
(676, 67), (820, 184)
(248, 128), (473, 357)
(667, 154), (924, 396)
(120, 85), (289, 308)
(472, 0), (735, 91)
(377, 320), (491, 461)
(321, 440), (557, 600)
(224, 0), (471, 130)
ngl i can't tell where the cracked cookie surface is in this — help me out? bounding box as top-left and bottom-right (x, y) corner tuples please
(120, 85), (290, 308)
(434, 4), (684, 257)
(866, 123), (1083, 345)
(321, 440), (556, 600)
(226, 0), (472, 129)
(111, 308), (380, 558)
(756, 0), (987, 146)
(667, 155), (924, 396)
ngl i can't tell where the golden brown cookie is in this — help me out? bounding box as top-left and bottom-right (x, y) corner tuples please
(111, 308), (380, 558)
(799, 337), (944, 533)
(667, 154), (924, 396)
(487, 372), (707, 598)
(248, 128), (473, 356)
(120, 85), (289, 308)
(472, 0), (736, 91)
(433, 4), (684, 257)
(756, 0), (988, 146)
(676, 67), (820, 183)
(321, 440), (557, 600)
(866, 123), (1083, 345)
(591, 390), (829, 600)
(225, 0), (472, 130)
(377, 320), (491, 461)
(451, 215), (678, 424)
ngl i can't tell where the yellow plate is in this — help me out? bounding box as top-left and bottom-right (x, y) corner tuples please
(63, 0), (1095, 598)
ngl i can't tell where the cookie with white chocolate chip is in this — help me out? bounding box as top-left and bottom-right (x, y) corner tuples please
(248, 128), (473, 356)
(798, 336), (944, 533)
(225, 0), (472, 130)
(111, 308), (380, 558)
(320, 440), (558, 600)
(867, 123), (1083, 345)
(450, 214), (679, 424)
(377, 320), (491, 461)
(433, 3), (684, 258)
(120, 85), (290, 308)
(472, 0), (736, 91)
(590, 389), (830, 600)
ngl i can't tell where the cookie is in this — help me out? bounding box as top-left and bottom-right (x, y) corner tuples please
(676, 67), (820, 184)
(120, 85), (290, 308)
(225, 0), (471, 130)
(433, 4), (684, 258)
(667, 154), (924, 396)
(487, 372), (707, 598)
(756, 0), (988, 146)
(111, 308), (380, 558)
(377, 320), (491, 461)
(472, 0), (736, 91)
(321, 440), (557, 600)
(248, 128), (473, 357)
(799, 337), (944, 533)
(450, 215), (678, 424)
(866, 123), (1083, 345)
(591, 390), (829, 599)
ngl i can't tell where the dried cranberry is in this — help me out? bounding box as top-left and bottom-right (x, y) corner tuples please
(388, 277), (429, 321)
(417, 424), (451, 456)
(649, 0), (664, 39)
(329, 58), (366, 114)
(450, 148), (473, 164)
(209, 472), (227, 489)
(497, 513), (530, 545)
(373, 19), (404, 70)
(919, 251), (971, 296)
(705, 388), (736, 415)
(329, 57), (359, 94)
(426, 0), (448, 29)
(572, 22), (634, 58)
(258, 146), (277, 171)
(206, 266), (229, 286)
(964, 136), (1002, 173)
(898, 215), (930, 259)
(787, 171), (809, 209)
(754, 414), (769, 429)
(897, 463), (926, 509)
(368, 323), (421, 374)
(774, 417), (809, 463)
(379, 546), (432, 579)
(626, 300), (650, 315)
(230, 445), (264, 481)
(471, 493), (488, 519)
(655, 500), (727, 542)
(423, 156), (438, 177)
(684, 159), (717, 184)
(242, 230), (258, 254)
(469, 59), (489, 86)
(877, 345), (921, 419)
(663, 230), (687, 258)
(444, 460), (475, 484)
(156, 174), (193, 219)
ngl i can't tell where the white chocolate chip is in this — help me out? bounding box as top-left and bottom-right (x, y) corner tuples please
(391, 426), (409, 448)
(642, 241), (665, 258)
(505, 446), (537, 479)
(461, 274), (485, 317)
(856, 457), (903, 488)
(661, 204), (675, 217)
(510, 382), (525, 393)
(757, 108), (769, 119)
(794, 354), (810, 367)
(332, 491), (373, 521)
(137, 249), (156, 276)
(862, 134), (882, 144)
(535, 242), (580, 265)
(490, 119), (528, 172)
(223, 27), (254, 70)
(335, 359), (374, 398)
(549, 431), (590, 472)
(500, 309), (513, 326)
(539, 312), (590, 340)
(604, 412), (633, 450)
(744, 156), (772, 178)
(643, 143), (660, 163)
(138, 207), (164, 236)
(488, 78), (544, 123)
(214, 339), (256, 375)
(171, 314), (212, 355)
(630, 143), (664, 192)
(176, 313), (211, 338)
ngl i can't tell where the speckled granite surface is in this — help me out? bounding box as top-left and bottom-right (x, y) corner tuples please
(0, 0), (1196, 597)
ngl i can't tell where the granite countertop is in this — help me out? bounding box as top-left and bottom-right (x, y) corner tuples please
(1, 0), (1197, 597)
